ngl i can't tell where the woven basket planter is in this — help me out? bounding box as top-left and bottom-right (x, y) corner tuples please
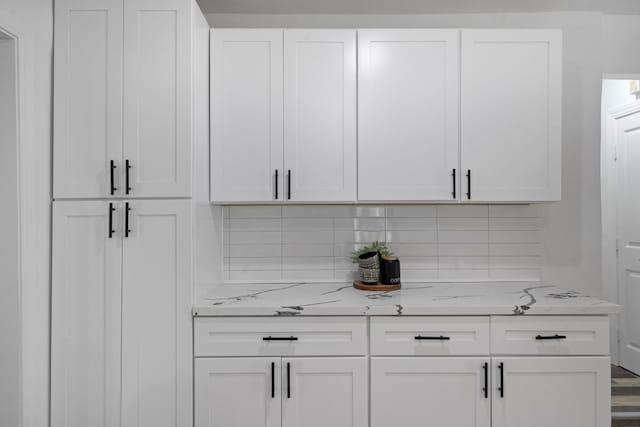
(357, 252), (380, 283)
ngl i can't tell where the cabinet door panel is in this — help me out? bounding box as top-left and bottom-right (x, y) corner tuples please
(492, 357), (610, 427)
(123, 0), (191, 197)
(282, 358), (367, 427)
(371, 357), (490, 427)
(121, 200), (191, 427)
(358, 29), (460, 201)
(461, 30), (562, 201)
(54, 0), (123, 198)
(284, 30), (356, 202)
(51, 201), (122, 427)
(195, 358), (281, 427)
(211, 29), (284, 203)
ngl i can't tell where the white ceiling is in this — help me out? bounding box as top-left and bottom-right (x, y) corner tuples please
(196, 0), (640, 15)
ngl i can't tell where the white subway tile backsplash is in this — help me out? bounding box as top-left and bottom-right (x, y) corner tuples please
(223, 205), (542, 282)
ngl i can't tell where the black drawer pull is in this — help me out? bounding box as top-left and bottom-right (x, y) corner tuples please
(287, 169), (291, 200)
(498, 362), (504, 398)
(108, 203), (116, 238)
(263, 336), (298, 341)
(414, 335), (451, 341)
(452, 169), (456, 199)
(125, 159), (132, 195)
(466, 169), (471, 200)
(287, 362), (291, 399)
(271, 362), (275, 398)
(110, 160), (117, 195)
(482, 362), (488, 399)
(535, 334), (567, 340)
(275, 169), (279, 200)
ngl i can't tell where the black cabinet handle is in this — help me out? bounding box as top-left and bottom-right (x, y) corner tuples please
(125, 159), (132, 195)
(466, 169), (471, 200)
(498, 362), (504, 398)
(414, 335), (451, 341)
(535, 334), (567, 340)
(263, 336), (298, 341)
(482, 362), (488, 399)
(271, 362), (275, 398)
(125, 202), (131, 238)
(108, 203), (115, 238)
(452, 169), (456, 199)
(275, 169), (279, 200)
(287, 170), (291, 200)
(110, 160), (117, 195)
(286, 362), (291, 399)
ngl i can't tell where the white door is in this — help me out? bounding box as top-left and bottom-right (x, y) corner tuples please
(51, 201), (122, 427)
(53, 0), (123, 198)
(211, 29), (284, 203)
(358, 29), (460, 201)
(616, 106), (640, 374)
(195, 358), (282, 427)
(371, 357), (490, 427)
(123, 0), (191, 198)
(492, 357), (610, 427)
(461, 29), (562, 202)
(121, 200), (192, 427)
(282, 358), (368, 427)
(283, 29), (356, 202)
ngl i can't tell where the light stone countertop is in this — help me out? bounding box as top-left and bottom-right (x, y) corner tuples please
(193, 282), (620, 317)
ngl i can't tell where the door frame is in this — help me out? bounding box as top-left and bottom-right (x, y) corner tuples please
(0, 20), (23, 427)
(601, 97), (640, 365)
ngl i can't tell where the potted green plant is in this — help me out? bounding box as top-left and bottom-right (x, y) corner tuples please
(352, 241), (394, 283)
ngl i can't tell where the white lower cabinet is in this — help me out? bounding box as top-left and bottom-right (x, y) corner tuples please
(195, 358), (282, 427)
(52, 200), (192, 427)
(195, 357), (367, 427)
(194, 316), (611, 427)
(371, 357), (491, 427)
(492, 357), (611, 427)
(283, 358), (368, 427)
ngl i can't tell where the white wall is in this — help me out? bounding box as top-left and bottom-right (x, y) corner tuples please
(0, 1), (53, 427)
(206, 11), (611, 296)
(0, 33), (20, 427)
(602, 14), (640, 74)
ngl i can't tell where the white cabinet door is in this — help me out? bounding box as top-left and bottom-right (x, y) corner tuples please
(51, 201), (122, 427)
(358, 29), (460, 201)
(211, 29), (284, 203)
(282, 358), (368, 427)
(195, 358), (282, 427)
(54, 0), (123, 198)
(371, 357), (491, 427)
(283, 30), (356, 202)
(121, 200), (192, 427)
(123, 0), (191, 198)
(492, 357), (610, 427)
(461, 30), (562, 202)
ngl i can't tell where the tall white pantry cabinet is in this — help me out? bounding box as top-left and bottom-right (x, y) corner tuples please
(51, 1), (209, 427)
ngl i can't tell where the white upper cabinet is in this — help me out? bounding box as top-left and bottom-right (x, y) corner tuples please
(358, 29), (460, 202)
(211, 29), (284, 203)
(210, 29), (357, 204)
(54, 0), (123, 199)
(461, 29), (562, 202)
(54, 0), (195, 199)
(123, 0), (192, 198)
(283, 30), (357, 202)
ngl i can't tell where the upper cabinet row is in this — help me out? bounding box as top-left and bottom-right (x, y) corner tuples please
(211, 28), (562, 204)
(54, 0), (196, 199)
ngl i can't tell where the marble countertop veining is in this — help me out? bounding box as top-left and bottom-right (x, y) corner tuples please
(192, 282), (620, 317)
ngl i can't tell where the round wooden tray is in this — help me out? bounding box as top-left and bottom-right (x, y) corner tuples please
(353, 280), (401, 291)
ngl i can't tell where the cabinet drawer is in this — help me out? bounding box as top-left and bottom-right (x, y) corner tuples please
(370, 317), (490, 356)
(194, 317), (367, 357)
(491, 316), (609, 355)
